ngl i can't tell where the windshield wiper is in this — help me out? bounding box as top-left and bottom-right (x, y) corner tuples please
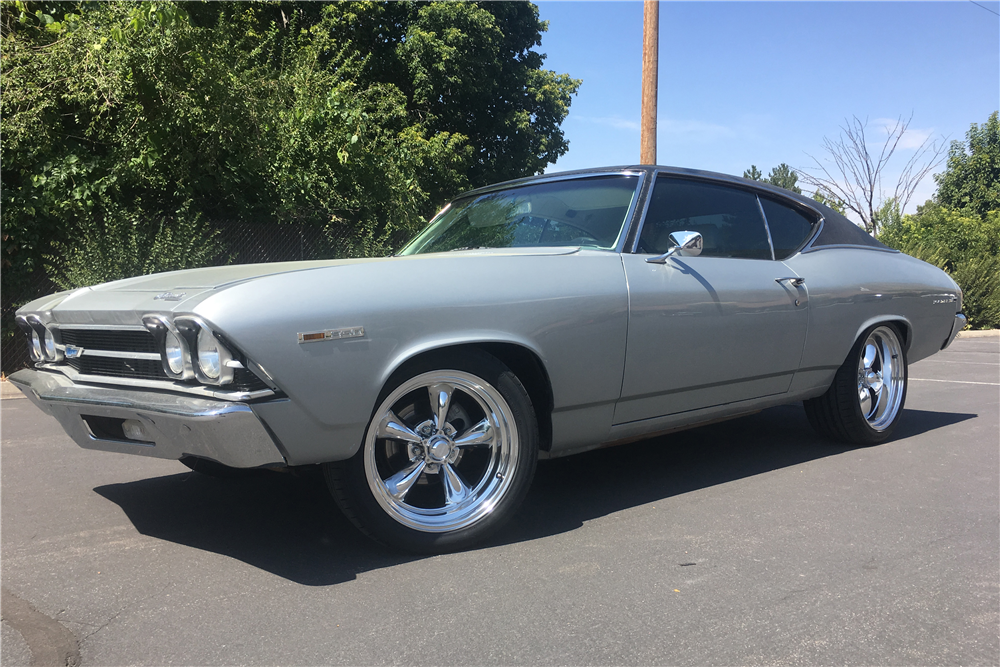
(447, 246), (492, 252)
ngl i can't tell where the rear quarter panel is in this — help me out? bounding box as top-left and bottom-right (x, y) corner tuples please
(785, 248), (960, 396)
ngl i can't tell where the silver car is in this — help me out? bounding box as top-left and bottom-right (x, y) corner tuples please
(12, 166), (966, 553)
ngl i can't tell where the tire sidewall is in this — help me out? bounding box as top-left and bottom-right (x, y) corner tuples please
(335, 350), (538, 553)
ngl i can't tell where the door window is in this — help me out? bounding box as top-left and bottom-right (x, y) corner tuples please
(637, 177), (773, 260)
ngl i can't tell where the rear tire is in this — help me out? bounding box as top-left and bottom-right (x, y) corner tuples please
(325, 350), (538, 554)
(804, 323), (908, 445)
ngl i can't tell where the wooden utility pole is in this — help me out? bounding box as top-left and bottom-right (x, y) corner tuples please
(640, 0), (658, 165)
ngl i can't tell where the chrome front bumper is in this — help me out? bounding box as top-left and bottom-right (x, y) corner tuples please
(9, 369), (286, 468)
(942, 313), (967, 350)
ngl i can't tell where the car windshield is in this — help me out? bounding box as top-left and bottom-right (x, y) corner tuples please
(399, 174), (641, 255)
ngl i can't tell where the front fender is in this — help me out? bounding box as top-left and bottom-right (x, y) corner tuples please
(193, 252), (629, 465)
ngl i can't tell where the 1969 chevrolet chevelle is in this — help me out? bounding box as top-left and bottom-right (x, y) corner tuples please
(12, 166), (966, 552)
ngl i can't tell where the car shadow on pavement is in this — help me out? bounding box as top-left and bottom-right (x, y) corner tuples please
(94, 404), (975, 586)
(490, 405), (976, 548)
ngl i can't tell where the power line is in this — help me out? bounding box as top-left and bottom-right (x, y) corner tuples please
(969, 1), (1000, 17)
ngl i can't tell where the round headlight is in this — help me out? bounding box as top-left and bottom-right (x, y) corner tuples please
(197, 327), (221, 379)
(165, 330), (185, 375)
(43, 328), (57, 360)
(30, 331), (42, 360)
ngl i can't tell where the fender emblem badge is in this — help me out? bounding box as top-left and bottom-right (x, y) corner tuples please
(298, 327), (365, 344)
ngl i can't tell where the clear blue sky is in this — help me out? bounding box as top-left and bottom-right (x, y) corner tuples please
(535, 1), (1000, 214)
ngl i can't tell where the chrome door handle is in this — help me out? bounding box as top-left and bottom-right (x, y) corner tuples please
(776, 277), (805, 287)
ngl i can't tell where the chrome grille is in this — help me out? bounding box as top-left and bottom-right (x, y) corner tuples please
(59, 328), (159, 353)
(58, 326), (269, 393)
(67, 356), (166, 380)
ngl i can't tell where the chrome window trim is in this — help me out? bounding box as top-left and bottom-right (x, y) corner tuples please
(396, 203), (452, 255)
(798, 216), (902, 254)
(800, 242), (902, 254)
(629, 168), (662, 253)
(462, 169), (647, 199)
(802, 216), (826, 252)
(755, 195), (777, 261)
(629, 170), (779, 258)
(33, 364), (275, 402)
(793, 216), (827, 256)
(612, 171), (647, 253)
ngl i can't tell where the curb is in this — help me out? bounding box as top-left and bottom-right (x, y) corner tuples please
(956, 329), (1000, 338)
(0, 379), (25, 400)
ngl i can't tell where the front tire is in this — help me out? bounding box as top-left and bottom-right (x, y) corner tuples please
(325, 350), (538, 553)
(804, 323), (908, 445)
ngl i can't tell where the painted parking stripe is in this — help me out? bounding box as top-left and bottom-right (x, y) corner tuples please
(911, 378), (1000, 386)
(916, 359), (1000, 366)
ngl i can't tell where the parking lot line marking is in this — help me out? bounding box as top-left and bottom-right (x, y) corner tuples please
(911, 378), (1000, 386)
(916, 359), (1000, 366)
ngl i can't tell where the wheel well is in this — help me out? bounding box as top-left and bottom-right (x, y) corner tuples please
(885, 319), (911, 353)
(396, 343), (555, 452)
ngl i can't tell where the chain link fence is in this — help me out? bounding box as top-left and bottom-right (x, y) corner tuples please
(2, 267), (57, 374)
(2, 220), (409, 374)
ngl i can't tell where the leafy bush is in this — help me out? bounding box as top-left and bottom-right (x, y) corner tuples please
(47, 205), (222, 290)
(2, 1), (580, 370)
(880, 204), (1000, 329)
(951, 253), (1000, 331)
(935, 111), (999, 219)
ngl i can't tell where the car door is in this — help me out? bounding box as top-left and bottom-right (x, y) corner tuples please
(615, 176), (811, 425)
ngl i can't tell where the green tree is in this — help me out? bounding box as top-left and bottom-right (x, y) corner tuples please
(765, 163), (801, 194)
(871, 198), (902, 234)
(316, 1), (580, 203)
(1, 0), (580, 367)
(880, 112), (1000, 330)
(742, 163), (801, 194)
(934, 111), (1000, 218)
(880, 202), (1000, 329)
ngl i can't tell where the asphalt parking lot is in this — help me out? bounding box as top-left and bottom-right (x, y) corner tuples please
(2, 335), (997, 666)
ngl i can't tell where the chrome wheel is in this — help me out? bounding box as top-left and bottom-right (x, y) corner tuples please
(804, 322), (909, 445)
(364, 370), (520, 533)
(856, 326), (905, 431)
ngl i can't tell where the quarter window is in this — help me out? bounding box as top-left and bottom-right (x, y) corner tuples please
(760, 198), (817, 259)
(637, 178), (773, 260)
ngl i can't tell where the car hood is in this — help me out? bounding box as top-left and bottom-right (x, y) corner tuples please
(22, 248), (581, 325)
(90, 259), (357, 291)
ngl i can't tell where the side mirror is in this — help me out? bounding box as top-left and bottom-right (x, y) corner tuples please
(645, 231), (703, 264)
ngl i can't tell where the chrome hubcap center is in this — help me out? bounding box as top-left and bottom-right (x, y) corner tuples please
(427, 436), (453, 462)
